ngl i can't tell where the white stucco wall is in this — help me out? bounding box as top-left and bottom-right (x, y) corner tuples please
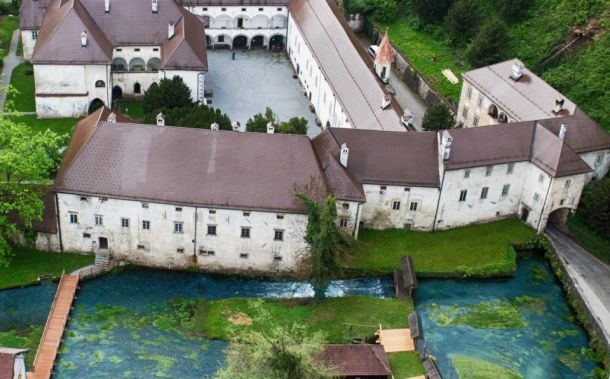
(56, 193), (308, 273)
(36, 232), (61, 252)
(21, 30), (37, 61)
(457, 78), (516, 127)
(160, 70), (205, 103)
(110, 45), (161, 98)
(13, 353), (27, 379)
(579, 149), (610, 182)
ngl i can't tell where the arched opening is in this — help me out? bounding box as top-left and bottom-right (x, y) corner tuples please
(488, 104), (498, 118)
(213, 14), (232, 29)
(380, 66), (387, 79)
(88, 98), (105, 114)
(112, 85), (123, 100)
(95, 80), (105, 88)
(547, 207), (571, 231)
(234, 14), (248, 28)
(269, 35), (284, 51)
(134, 82), (141, 94)
(147, 57), (160, 72)
(498, 112), (508, 123)
(205, 34), (212, 47)
(251, 35), (265, 48)
(111, 57), (127, 71)
(129, 57), (145, 72)
(271, 14), (287, 29)
(250, 14), (269, 28)
(232, 35), (248, 49)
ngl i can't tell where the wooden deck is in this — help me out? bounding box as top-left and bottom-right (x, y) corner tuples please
(27, 274), (79, 379)
(376, 326), (415, 352)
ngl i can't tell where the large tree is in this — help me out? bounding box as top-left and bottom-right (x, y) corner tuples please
(143, 76), (193, 114)
(466, 20), (510, 67)
(246, 107), (308, 135)
(444, 0), (483, 44)
(146, 104), (232, 130)
(0, 117), (65, 265)
(216, 300), (333, 379)
(411, 0), (453, 24)
(421, 103), (455, 131)
(577, 177), (610, 238)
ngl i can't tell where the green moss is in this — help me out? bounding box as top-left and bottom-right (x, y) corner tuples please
(429, 300), (527, 329)
(452, 355), (523, 379)
(89, 350), (105, 367)
(387, 351), (425, 378)
(514, 295), (546, 315)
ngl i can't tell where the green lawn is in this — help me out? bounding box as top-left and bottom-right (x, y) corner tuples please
(9, 115), (80, 136)
(5, 63), (35, 112)
(388, 351), (425, 379)
(0, 15), (19, 61)
(567, 215), (610, 265)
(348, 218), (535, 278)
(118, 100), (145, 122)
(0, 327), (43, 367)
(0, 248), (93, 290)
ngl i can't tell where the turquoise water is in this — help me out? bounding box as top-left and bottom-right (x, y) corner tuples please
(415, 258), (600, 378)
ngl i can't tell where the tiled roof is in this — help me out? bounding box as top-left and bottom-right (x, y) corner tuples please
(318, 344), (392, 376)
(0, 348), (28, 379)
(20, 0), (54, 30)
(289, 0), (403, 131)
(538, 108), (610, 153)
(161, 7), (208, 70)
(375, 32), (393, 65)
(178, 0), (289, 4)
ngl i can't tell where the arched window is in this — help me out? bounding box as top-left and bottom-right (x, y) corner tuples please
(111, 57), (127, 71)
(95, 80), (105, 88)
(147, 58), (160, 72)
(134, 82), (141, 94)
(129, 57), (145, 72)
(488, 104), (498, 118)
(498, 112), (508, 123)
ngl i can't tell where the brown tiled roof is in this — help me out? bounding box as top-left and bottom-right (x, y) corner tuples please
(54, 114), (326, 213)
(538, 108), (610, 153)
(463, 58), (576, 121)
(161, 7), (208, 70)
(531, 124), (592, 177)
(0, 349), (28, 379)
(375, 32), (393, 65)
(318, 344), (392, 376)
(20, 0), (54, 30)
(288, 0), (403, 132)
(327, 128), (441, 187)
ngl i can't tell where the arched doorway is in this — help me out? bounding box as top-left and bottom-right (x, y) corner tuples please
(269, 35), (284, 51)
(88, 98), (105, 114)
(232, 35), (248, 49)
(251, 35), (265, 48)
(112, 85), (123, 100)
(547, 207), (571, 231)
(134, 82), (141, 94)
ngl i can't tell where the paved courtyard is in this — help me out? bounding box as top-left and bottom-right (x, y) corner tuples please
(205, 49), (320, 137)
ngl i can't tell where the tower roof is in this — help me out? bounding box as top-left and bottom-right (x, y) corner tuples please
(375, 31), (393, 65)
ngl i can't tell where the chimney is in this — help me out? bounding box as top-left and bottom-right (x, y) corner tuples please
(232, 121), (241, 131)
(80, 30), (88, 47)
(266, 122), (275, 134)
(559, 123), (567, 141)
(340, 143), (349, 168)
(104, 0), (110, 13)
(509, 61), (524, 81)
(381, 95), (391, 110)
(442, 130), (453, 161)
(151, 0), (158, 13)
(211, 122), (219, 131)
(168, 22), (175, 39)
(156, 112), (165, 126)
(554, 98), (565, 114)
(107, 112), (116, 123)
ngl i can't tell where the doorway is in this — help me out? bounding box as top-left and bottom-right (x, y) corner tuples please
(520, 207), (530, 222)
(99, 237), (108, 250)
(237, 17), (244, 28)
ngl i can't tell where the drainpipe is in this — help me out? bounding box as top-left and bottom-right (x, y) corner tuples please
(193, 207), (198, 258)
(54, 192), (64, 253)
(352, 202), (362, 238)
(432, 171), (446, 231)
(536, 177), (553, 233)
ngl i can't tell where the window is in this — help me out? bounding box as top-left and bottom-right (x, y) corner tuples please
(240, 253), (249, 259)
(100, 197), (108, 202)
(116, 48), (122, 52)
(95, 80), (105, 88)
(137, 244), (146, 251)
(153, 48), (159, 51)
(404, 187), (410, 192)
(147, 57), (160, 72)
(507, 163), (514, 174)
(342, 203), (349, 210)
(480, 187), (489, 199)
(274, 255), (282, 261)
(218, 35), (225, 43)
(221, 7), (226, 11)
(473, 116), (479, 127)
(69, 213), (78, 224)
(207, 225), (217, 236)
(83, 233), (91, 238)
(533, 193), (540, 201)
(339, 218), (348, 228)
(31, 30), (38, 40)
(142, 202), (149, 208)
(111, 57), (127, 71)
(501, 184), (510, 197)
(477, 96), (483, 108)
(464, 169), (470, 179)
(128, 58), (145, 72)
(95, 215), (103, 226)
(403, 223), (412, 230)
(134, 82), (141, 94)
(560, 199), (565, 206)
(277, 7), (282, 10)
(176, 248), (185, 254)
(258, 7), (263, 10)
(175, 207), (182, 212)
(392, 201), (401, 210)
(565, 179), (571, 189)
(409, 202), (418, 211)
(209, 209), (216, 214)
(277, 214), (284, 220)
(538, 174), (544, 183)
(134, 48), (140, 52)
(595, 154), (604, 166)
(466, 87), (472, 99)
(485, 166), (493, 177)
(243, 211), (250, 217)
(174, 222), (184, 234)
(121, 218), (129, 228)
(380, 186), (387, 193)
(498, 112), (508, 123)
(80, 196), (88, 202)
(199, 249), (215, 256)
(462, 106), (469, 118)
(241, 227), (250, 238)
(459, 190), (468, 202)
(274, 230), (284, 241)
(142, 220), (150, 230)
(241, 7), (246, 11)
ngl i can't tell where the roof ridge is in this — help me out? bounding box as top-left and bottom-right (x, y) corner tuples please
(32, 0), (74, 60)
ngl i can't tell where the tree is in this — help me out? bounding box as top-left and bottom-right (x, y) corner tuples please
(444, 0), (482, 44)
(145, 104), (232, 130)
(495, 0), (532, 22)
(0, 118), (66, 265)
(577, 177), (610, 238)
(411, 0), (453, 24)
(296, 186), (354, 300)
(143, 76), (193, 114)
(466, 20), (510, 67)
(363, 0), (399, 23)
(246, 107), (308, 135)
(421, 103), (455, 131)
(216, 300), (333, 379)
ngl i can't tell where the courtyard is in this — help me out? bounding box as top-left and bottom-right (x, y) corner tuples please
(205, 49), (320, 137)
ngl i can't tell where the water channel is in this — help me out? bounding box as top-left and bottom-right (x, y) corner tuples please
(0, 257), (601, 378)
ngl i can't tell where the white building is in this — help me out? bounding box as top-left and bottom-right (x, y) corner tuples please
(22, 0), (207, 118)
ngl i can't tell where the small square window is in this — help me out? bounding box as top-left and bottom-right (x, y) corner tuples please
(142, 202), (149, 208)
(258, 7), (263, 10)
(137, 244), (146, 251)
(83, 233), (91, 238)
(380, 186), (387, 193)
(153, 48), (159, 51)
(342, 203), (349, 210)
(485, 166), (493, 177)
(560, 199), (565, 206)
(538, 174), (544, 183)
(277, 7), (282, 10)
(69, 213), (78, 224)
(80, 196), (88, 202)
(533, 193), (540, 201)
(403, 223), (412, 230)
(241, 7), (246, 11)
(565, 179), (571, 189)
(409, 202), (418, 211)
(392, 201), (400, 210)
(274, 230), (284, 241)
(473, 116), (479, 127)
(134, 48), (140, 52)
(243, 211), (250, 217)
(240, 253), (249, 259)
(176, 248), (185, 254)
(174, 222), (184, 234)
(274, 255), (282, 261)
(507, 163), (515, 174)
(339, 218), (348, 228)
(142, 220), (150, 230)
(480, 187), (489, 199)
(209, 209), (216, 214)
(241, 227), (250, 238)
(116, 48), (122, 51)
(501, 184), (510, 197)
(100, 197), (108, 202)
(221, 7), (226, 11)
(176, 207), (182, 212)
(277, 214), (284, 219)
(95, 215), (103, 226)
(207, 225), (217, 236)
(459, 190), (468, 202)
(462, 106), (469, 118)
(404, 187), (410, 192)
(202, 7), (208, 11)
(121, 218), (129, 228)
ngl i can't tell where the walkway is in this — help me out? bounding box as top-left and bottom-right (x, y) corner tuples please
(376, 325), (415, 352)
(545, 226), (610, 346)
(27, 274), (79, 379)
(0, 29), (24, 111)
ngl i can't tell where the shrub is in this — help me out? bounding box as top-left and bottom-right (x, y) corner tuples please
(495, 0), (532, 22)
(577, 177), (610, 238)
(143, 76), (193, 114)
(246, 107), (308, 135)
(368, 0), (399, 23)
(146, 104), (232, 131)
(466, 20), (510, 67)
(421, 103), (454, 131)
(444, 0), (483, 44)
(411, 0), (454, 24)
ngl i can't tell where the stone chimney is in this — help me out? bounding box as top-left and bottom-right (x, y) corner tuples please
(107, 112), (116, 123)
(211, 122), (219, 131)
(340, 143), (349, 168)
(509, 61), (524, 81)
(80, 30), (88, 47)
(232, 121), (241, 131)
(381, 95), (391, 110)
(554, 98), (565, 114)
(156, 112), (165, 126)
(442, 130), (453, 161)
(559, 124), (567, 141)
(152, 0), (158, 13)
(168, 22), (175, 39)
(104, 0), (110, 13)
(267, 122), (275, 134)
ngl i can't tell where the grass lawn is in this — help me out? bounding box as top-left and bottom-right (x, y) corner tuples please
(0, 248), (93, 290)
(567, 215), (610, 265)
(5, 63), (35, 112)
(388, 351), (425, 379)
(9, 115), (80, 136)
(118, 100), (145, 122)
(0, 327), (43, 367)
(348, 218), (535, 278)
(0, 15), (19, 61)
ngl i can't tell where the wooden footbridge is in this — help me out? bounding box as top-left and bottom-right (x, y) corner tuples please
(27, 274), (79, 379)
